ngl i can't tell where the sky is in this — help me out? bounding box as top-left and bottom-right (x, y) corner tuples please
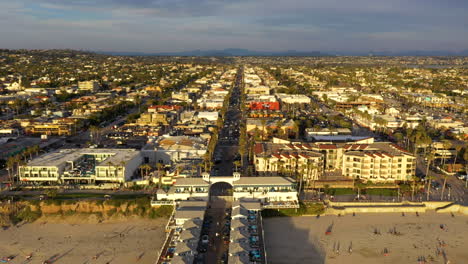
(0, 0), (467, 53)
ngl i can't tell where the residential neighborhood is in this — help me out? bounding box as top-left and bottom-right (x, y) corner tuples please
(0, 50), (467, 264)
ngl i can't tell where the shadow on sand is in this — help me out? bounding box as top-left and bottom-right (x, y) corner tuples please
(263, 216), (326, 264)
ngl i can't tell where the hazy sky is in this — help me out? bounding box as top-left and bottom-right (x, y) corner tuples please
(0, 0), (467, 52)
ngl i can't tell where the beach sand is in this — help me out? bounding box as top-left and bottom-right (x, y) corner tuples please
(263, 212), (468, 264)
(0, 216), (167, 264)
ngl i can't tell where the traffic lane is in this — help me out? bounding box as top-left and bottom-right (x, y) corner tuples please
(417, 156), (466, 201)
(204, 199), (231, 263)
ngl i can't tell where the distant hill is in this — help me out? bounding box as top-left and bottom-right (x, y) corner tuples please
(97, 48), (468, 57)
(98, 48), (328, 57)
(341, 50), (468, 56)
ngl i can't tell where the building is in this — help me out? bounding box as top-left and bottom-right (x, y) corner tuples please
(254, 142), (324, 183)
(245, 85), (271, 95)
(143, 135), (207, 165)
(276, 94), (311, 105)
(342, 143), (416, 182)
(155, 174), (298, 204)
(246, 118), (295, 135)
(136, 112), (171, 126)
(19, 148), (142, 184)
(197, 111), (219, 122)
(78, 81), (100, 92)
(24, 118), (80, 136)
(254, 140), (416, 183)
(249, 101), (280, 111)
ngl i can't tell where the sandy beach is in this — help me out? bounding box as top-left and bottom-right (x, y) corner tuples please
(263, 212), (468, 264)
(0, 217), (167, 264)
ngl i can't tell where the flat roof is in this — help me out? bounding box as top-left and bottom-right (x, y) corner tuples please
(178, 200), (207, 208)
(26, 148), (140, 167)
(234, 176), (295, 186)
(174, 178), (210, 187)
(174, 210), (204, 220)
(311, 135), (372, 142)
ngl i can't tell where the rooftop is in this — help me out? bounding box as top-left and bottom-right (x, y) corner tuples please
(234, 176), (295, 186)
(26, 148), (140, 167)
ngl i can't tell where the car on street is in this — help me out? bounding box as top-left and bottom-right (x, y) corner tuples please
(201, 235), (209, 244)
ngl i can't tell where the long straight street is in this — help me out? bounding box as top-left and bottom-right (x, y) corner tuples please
(198, 67), (243, 263)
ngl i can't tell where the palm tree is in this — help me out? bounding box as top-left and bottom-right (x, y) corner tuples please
(307, 160), (320, 190)
(451, 145), (462, 173)
(6, 156), (15, 183)
(262, 156), (269, 176)
(13, 157), (25, 184)
(277, 160), (285, 176)
(260, 119), (267, 140)
(108, 161), (115, 178)
(464, 148), (468, 189)
(156, 163), (165, 187)
(355, 180), (366, 200)
(23, 148), (32, 161)
(425, 151), (435, 201)
(298, 163), (307, 197)
(441, 140), (451, 169)
(440, 174), (449, 200)
(119, 160), (126, 178)
(411, 175), (419, 201)
(32, 145), (40, 157)
(138, 164), (146, 178)
(233, 160), (241, 172)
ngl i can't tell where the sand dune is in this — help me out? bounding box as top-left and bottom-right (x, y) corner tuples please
(263, 212), (468, 264)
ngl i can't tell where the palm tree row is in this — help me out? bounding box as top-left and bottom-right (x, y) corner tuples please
(6, 145), (41, 183)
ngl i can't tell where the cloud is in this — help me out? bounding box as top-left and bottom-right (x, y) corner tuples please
(0, 0), (466, 52)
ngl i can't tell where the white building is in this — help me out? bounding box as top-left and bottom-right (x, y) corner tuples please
(19, 148), (142, 184)
(78, 81), (100, 92)
(155, 174), (299, 204)
(143, 136), (207, 165)
(197, 111), (219, 122)
(276, 94), (311, 104)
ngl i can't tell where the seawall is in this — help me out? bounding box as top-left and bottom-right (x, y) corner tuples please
(324, 200), (468, 215)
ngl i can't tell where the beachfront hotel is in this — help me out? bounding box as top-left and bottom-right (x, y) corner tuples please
(19, 148), (142, 184)
(254, 139), (416, 183)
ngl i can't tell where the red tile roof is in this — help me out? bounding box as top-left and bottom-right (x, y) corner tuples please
(254, 143), (264, 155)
(319, 144), (337, 149)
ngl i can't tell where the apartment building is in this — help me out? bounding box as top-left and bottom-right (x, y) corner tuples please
(254, 142), (324, 182)
(19, 148), (142, 184)
(342, 143), (416, 182)
(254, 140), (416, 183)
(23, 118), (80, 136)
(136, 112), (170, 126)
